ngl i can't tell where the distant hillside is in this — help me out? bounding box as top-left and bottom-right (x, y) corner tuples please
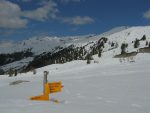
(0, 26), (150, 74)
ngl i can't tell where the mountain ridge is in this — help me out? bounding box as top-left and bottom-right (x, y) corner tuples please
(0, 25), (150, 73)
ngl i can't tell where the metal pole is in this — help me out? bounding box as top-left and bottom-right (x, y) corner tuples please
(43, 71), (48, 93)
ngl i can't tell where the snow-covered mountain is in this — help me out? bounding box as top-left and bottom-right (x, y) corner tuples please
(0, 41), (150, 113)
(0, 26), (128, 55)
(0, 26), (150, 113)
(0, 26), (150, 73)
(0, 26), (147, 55)
(0, 36), (68, 55)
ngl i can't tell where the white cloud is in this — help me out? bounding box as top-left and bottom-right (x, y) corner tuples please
(22, 0), (59, 21)
(0, 0), (27, 28)
(0, 17), (28, 29)
(0, 0), (93, 29)
(0, 0), (58, 29)
(143, 9), (150, 19)
(62, 16), (94, 25)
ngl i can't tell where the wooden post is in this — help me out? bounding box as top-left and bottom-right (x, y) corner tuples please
(43, 71), (48, 93)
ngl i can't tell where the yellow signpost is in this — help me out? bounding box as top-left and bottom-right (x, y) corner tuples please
(48, 82), (63, 93)
(30, 73), (63, 101)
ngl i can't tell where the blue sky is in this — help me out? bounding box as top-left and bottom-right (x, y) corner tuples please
(0, 0), (150, 41)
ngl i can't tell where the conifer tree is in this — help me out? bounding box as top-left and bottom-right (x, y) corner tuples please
(134, 38), (140, 48)
(14, 70), (18, 76)
(121, 43), (128, 54)
(146, 41), (148, 46)
(0, 69), (4, 75)
(98, 48), (102, 57)
(86, 53), (92, 64)
(141, 35), (146, 41)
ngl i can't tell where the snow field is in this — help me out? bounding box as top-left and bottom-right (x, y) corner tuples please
(0, 52), (150, 113)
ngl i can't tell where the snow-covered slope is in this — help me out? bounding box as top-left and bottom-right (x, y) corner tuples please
(0, 50), (150, 113)
(107, 26), (150, 48)
(0, 34), (96, 55)
(1, 57), (33, 72)
(0, 26), (131, 55)
(100, 26), (129, 36)
(67, 26), (150, 49)
(0, 36), (67, 55)
(0, 26), (149, 55)
(1, 26), (150, 72)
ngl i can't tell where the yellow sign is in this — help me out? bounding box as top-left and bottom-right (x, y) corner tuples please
(30, 81), (64, 101)
(48, 81), (63, 93)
